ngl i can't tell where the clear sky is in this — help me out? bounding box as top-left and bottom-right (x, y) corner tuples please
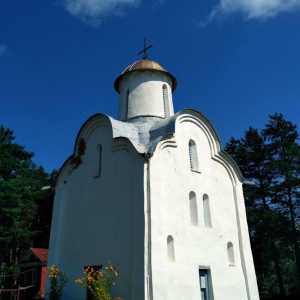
(1, 0), (300, 173)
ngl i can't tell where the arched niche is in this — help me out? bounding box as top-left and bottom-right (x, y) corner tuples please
(167, 235), (175, 262)
(203, 194), (212, 228)
(189, 191), (198, 226)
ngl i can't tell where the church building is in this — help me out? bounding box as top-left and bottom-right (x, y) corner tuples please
(47, 48), (260, 299)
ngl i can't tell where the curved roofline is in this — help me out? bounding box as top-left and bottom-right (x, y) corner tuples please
(176, 109), (244, 182)
(56, 110), (244, 186)
(114, 59), (177, 93)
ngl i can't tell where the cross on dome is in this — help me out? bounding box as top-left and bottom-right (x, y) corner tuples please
(138, 38), (153, 60)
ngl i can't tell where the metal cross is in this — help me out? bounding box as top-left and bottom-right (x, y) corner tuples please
(138, 38), (153, 60)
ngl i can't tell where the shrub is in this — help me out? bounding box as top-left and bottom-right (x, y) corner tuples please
(75, 263), (120, 300)
(47, 265), (68, 300)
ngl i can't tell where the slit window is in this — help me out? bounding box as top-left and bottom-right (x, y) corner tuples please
(189, 139), (199, 171)
(227, 242), (235, 265)
(162, 84), (167, 118)
(189, 191), (198, 226)
(98, 145), (102, 177)
(203, 194), (212, 228)
(125, 89), (129, 118)
(167, 235), (175, 262)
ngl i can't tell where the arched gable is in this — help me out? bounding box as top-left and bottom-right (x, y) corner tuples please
(56, 110), (244, 187)
(156, 109), (244, 186)
(56, 114), (141, 185)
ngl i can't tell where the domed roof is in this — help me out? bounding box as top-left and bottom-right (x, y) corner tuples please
(114, 59), (177, 93)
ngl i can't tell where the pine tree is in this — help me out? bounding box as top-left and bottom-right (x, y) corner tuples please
(225, 114), (300, 299)
(262, 113), (300, 294)
(0, 125), (56, 275)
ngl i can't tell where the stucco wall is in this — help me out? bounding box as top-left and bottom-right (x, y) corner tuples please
(48, 122), (145, 299)
(118, 72), (174, 120)
(148, 119), (259, 300)
(48, 111), (259, 300)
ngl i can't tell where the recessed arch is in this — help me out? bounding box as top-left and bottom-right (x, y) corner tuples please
(97, 144), (102, 177)
(189, 191), (198, 226)
(189, 139), (199, 171)
(125, 89), (129, 118)
(167, 235), (175, 262)
(227, 242), (235, 265)
(203, 194), (212, 228)
(162, 84), (168, 118)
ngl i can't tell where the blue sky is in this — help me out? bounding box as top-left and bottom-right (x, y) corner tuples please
(1, 0), (300, 173)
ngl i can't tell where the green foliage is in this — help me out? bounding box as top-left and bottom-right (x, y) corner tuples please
(47, 265), (68, 300)
(75, 263), (121, 300)
(0, 263), (20, 289)
(0, 125), (57, 281)
(225, 113), (300, 299)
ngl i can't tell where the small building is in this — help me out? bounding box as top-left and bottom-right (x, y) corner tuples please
(19, 248), (48, 299)
(47, 55), (259, 299)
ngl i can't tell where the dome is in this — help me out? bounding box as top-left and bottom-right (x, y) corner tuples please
(114, 59), (177, 93)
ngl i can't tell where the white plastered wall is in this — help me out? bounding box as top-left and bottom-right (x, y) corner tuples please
(148, 118), (259, 300)
(47, 120), (146, 299)
(118, 71), (174, 120)
(47, 111), (259, 300)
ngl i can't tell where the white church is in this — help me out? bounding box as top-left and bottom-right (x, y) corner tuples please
(47, 47), (260, 299)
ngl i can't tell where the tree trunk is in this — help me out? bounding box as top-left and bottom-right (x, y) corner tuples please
(270, 240), (286, 297)
(287, 187), (300, 292)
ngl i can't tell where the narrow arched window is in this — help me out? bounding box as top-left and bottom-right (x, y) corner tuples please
(98, 145), (102, 177)
(227, 242), (235, 265)
(162, 84), (168, 118)
(189, 139), (199, 171)
(167, 235), (175, 262)
(125, 89), (129, 118)
(189, 191), (198, 226)
(203, 194), (212, 228)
